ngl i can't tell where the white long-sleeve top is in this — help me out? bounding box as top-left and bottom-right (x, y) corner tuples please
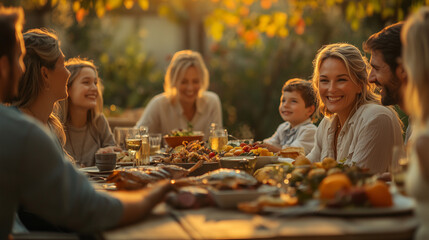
(307, 103), (403, 173)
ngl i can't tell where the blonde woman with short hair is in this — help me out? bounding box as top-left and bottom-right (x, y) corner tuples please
(135, 50), (222, 138)
(307, 43), (403, 173)
(402, 7), (429, 240)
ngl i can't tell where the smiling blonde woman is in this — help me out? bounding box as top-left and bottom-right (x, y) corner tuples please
(307, 43), (403, 173)
(135, 50), (222, 138)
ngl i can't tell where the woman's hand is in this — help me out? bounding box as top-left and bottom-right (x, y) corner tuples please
(96, 146), (122, 154)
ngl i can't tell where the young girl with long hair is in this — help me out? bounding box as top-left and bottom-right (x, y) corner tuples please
(57, 57), (118, 167)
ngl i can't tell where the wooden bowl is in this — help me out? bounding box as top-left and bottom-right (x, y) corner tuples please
(163, 135), (204, 148)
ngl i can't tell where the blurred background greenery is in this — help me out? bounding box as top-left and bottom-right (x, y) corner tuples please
(1, 0), (425, 139)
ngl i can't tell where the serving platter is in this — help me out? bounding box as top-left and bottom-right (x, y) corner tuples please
(263, 194), (414, 217)
(316, 193), (414, 216)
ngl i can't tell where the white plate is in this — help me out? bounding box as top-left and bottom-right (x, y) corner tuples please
(79, 166), (114, 174)
(208, 185), (278, 209)
(264, 194), (414, 217)
(116, 161), (134, 166)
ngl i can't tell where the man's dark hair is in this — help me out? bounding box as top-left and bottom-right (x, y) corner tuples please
(282, 78), (317, 109)
(363, 22), (403, 73)
(0, 7), (24, 61)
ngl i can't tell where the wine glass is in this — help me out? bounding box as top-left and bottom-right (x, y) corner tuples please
(125, 128), (141, 167)
(114, 127), (131, 150)
(391, 145), (409, 195)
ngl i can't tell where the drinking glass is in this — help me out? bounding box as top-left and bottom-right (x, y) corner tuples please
(114, 127), (131, 150)
(125, 128), (141, 167)
(209, 128), (228, 152)
(149, 133), (162, 155)
(391, 145), (409, 195)
(140, 134), (150, 166)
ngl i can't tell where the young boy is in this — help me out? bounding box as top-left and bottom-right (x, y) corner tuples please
(262, 78), (317, 154)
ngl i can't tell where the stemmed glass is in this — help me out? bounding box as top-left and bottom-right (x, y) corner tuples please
(391, 145), (409, 195)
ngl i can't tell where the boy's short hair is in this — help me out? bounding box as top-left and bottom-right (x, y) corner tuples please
(282, 78), (317, 108)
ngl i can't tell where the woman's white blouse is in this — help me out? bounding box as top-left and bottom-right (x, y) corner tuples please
(307, 103), (403, 173)
(135, 91), (222, 139)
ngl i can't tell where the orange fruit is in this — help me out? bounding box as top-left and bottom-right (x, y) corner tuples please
(318, 173), (352, 200)
(364, 181), (393, 207)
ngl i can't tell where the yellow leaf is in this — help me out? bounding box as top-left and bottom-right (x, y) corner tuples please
(72, 1), (80, 12)
(273, 12), (287, 26)
(106, 0), (122, 9)
(242, 0), (254, 6)
(225, 14), (239, 27)
(346, 2), (355, 21)
(356, 2), (365, 19)
(38, 0), (47, 6)
(51, 0), (58, 7)
(224, 0), (236, 10)
(100, 53), (109, 64)
(138, 0), (149, 11)
(366, 3), (374, 16)
(260, 0), (272, 9)
(258, 14), (271, 32)
(351, 19), (359, 31)
(239, 6), (249, 17)
(158, 5), (169, 17)
(95, 0), (105, 17)
(209, 22), (224, 41)
(265, 24), (276, 37)
(124, 0), (134, 9)
(278, 27), (289, 38)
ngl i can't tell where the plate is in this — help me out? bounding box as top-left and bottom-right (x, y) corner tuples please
(79, 166), (115, 175)
(209, 185), (278, 209)
(116, 161), (134, 166)
(172, 162), (220, 176)
(263, 194), (414, 217)
(317, 194), (415, 216)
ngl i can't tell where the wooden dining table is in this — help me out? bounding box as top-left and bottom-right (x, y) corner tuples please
(102, 202), (418, 240)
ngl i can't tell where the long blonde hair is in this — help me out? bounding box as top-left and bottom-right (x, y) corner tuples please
(14, 28), (67, 147)
(58, 57), (103, 132)
(163, 50), (209, 101)
(311, 43), (380, 117)
(402, 7), (429, 128)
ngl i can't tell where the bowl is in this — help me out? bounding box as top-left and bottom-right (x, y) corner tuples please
(163, 135), (204, 148)
(95, 153), (117, 171)
(95, 163), (116, 172)
(219, 156), (257, 174)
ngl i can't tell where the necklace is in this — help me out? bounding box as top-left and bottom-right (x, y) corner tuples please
(66, 124), (88, 165)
